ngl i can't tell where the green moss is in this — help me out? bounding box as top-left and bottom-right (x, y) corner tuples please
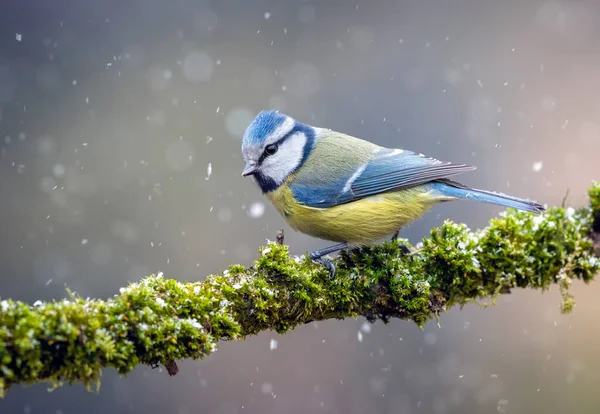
(589, 181), (600, 215)
(1, 185), (599, 397)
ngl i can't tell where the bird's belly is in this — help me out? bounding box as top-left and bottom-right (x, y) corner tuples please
(268, 186), (438, 245)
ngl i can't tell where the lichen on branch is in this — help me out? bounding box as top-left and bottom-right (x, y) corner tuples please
(1, 182), (599, 398)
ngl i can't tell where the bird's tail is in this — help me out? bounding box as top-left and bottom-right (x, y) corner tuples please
(431, 180), (545, 214)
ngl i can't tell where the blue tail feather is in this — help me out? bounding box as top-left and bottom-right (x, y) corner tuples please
(431, 181), (545, 214)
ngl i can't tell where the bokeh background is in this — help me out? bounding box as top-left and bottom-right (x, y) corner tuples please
(1, 0), (600, 413)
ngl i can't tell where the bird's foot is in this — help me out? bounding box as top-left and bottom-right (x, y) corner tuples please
(308, 242), (349, 279)
(391, 231), (411, 254)
(398, 244), (412, 255)
(309, 253), (337, 278)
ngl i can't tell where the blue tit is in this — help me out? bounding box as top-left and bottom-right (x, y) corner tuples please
(241, 110), (544, 275)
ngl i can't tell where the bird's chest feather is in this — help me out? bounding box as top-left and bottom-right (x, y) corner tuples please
(265, 186), (335, 244)
(265, 182), (297, 219)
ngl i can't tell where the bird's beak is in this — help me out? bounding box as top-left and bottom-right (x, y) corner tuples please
(241, 162), (258, 177)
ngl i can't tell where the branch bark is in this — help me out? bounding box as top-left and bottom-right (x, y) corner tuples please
(1, 183), (599, 397)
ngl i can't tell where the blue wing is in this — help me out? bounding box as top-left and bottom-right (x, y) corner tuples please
(290, 148), (476, 208)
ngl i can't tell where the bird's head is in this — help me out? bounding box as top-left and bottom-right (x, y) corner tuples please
(241, 110), (316, 192)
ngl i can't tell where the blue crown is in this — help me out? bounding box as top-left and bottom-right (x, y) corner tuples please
(242, 110), (289, 146)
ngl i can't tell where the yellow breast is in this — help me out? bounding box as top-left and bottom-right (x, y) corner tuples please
(266, 183), (439, 245)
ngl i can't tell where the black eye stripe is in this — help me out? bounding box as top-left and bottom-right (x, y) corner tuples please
(258, 128), (297, 165)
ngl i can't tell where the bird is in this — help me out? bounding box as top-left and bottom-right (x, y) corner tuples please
(240, 110), (545, 276)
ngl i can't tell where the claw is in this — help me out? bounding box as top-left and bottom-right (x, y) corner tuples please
(398, 244), (411, 255)
(310, 255), (336, 278)
(308, 242), (349, 279)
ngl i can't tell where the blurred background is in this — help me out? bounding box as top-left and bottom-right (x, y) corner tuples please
(1, 0), (600, 412)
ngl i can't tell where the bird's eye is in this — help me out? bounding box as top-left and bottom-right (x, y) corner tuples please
(264, 144), (278, 156)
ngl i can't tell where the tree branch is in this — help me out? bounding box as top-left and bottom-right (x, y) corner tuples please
(1, 182), (599, 397)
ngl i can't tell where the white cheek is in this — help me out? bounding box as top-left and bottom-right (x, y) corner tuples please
(262, 132), (307, 185)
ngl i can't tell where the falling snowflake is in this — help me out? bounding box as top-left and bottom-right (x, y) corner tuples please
(248, 202), (265, 218)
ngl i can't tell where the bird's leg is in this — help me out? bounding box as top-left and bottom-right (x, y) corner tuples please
(391, 231), (411, 255)
(398, 244), (412, 255)
(309, 242), (349, 278)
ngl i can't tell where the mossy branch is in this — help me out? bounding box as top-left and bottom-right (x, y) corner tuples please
(1, 183), (600, 398)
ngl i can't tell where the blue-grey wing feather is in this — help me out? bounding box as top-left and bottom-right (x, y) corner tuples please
(352, 150), (475, 196)
(291, 147), (475, 208)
